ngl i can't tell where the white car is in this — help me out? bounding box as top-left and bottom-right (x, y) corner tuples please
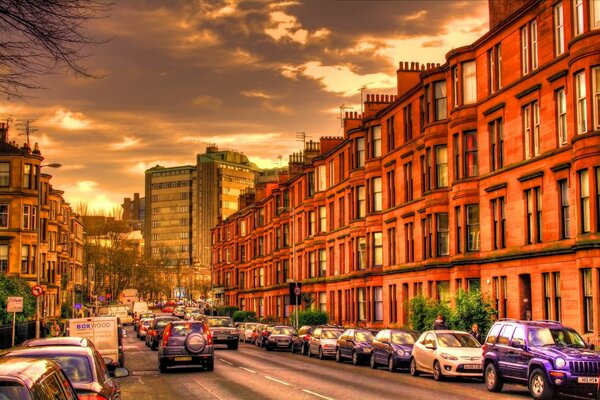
(410, 330), (483, 381)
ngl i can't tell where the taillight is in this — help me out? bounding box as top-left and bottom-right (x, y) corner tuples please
(206, 327), (213, 345)
(78, 394), (108, 400)
(304, 334), (311, 341)
(163, 325), (171, 346)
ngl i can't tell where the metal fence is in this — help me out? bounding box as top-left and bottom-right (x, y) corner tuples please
(0, 320), (36, 349)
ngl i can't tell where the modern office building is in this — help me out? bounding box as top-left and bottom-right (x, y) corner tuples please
(211, 0), (600, 339)
(122, 192), (145, 232)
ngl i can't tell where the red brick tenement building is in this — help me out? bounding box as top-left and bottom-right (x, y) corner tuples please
(211, 0), (600, 338)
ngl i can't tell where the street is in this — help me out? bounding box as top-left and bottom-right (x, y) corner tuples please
(119, 324), (533, 400)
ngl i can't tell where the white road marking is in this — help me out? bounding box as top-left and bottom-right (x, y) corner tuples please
(264, 376), (290, 386)
(191, 378), (226, 400)
(302, 389), (335, 400)
(239, 367), (257, 374)
(219, 359), (233, 365)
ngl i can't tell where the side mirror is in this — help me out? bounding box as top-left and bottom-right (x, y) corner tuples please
(103, 357), (113, 365)
(113, 367), (129, 378)
(511, 340), (523, 349)
(589, 343), (596, 350)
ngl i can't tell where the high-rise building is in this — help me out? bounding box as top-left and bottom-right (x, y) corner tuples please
(122, 192), (145, 232)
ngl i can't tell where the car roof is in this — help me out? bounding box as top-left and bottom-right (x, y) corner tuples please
(21, 337), (94, 348)
(0, 357), (61, 386)
(155, 316), (179, 321)
(494, 319), (564, 328)
(4, 346), (94, 358)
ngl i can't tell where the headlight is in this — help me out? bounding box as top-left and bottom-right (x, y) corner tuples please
(555, 357), (566, 369)
(404, 351), (412, 356)
(396, 350), (404, 356)
(440, 353), (458, 361)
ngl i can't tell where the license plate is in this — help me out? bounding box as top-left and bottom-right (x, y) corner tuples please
(215, 336), (227, 340)
(174, 356), (192, 362)
(577, 377), (599, 384)
(464, 364), (481, 370)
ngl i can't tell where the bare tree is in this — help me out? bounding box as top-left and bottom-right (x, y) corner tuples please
(0, 0), (112, 98)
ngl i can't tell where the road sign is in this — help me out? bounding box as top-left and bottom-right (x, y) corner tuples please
(7, 297), (23, 312)
(294, 286), (302, 296)
(98, 295), (105, 302)
(288, 282), (302, 300)
(74, 303), (82, 310)
(31, 285), (43, 297)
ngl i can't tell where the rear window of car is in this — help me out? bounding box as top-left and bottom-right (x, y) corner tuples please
(156, 319), (176, 328)
(171, 323), (204, 337)
(0, 382), (29, 400)
(206, 318), (233, 327)
(321, 330), (342, 339)
(272, 327), (295, 335)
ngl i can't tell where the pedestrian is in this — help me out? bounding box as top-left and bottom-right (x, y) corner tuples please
(50, 320), (61, 337)
(470, 323), (481, 343)
(40, 318), (49, 338)
(432, 314), (447, 330)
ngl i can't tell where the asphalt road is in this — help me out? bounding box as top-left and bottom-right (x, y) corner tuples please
(117, 323), (542, 400)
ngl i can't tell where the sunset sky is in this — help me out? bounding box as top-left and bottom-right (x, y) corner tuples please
(0, 0), (489, 214)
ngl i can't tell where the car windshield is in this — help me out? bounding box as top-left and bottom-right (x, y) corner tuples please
(206, 318), (233, 327)
(528, 328), (587, 348)
(322, 330), (342, 339)
(436, 333), (481, 348)
(49, 355), (93, 383)
(355, 332), (374, 342)
(272, 327), (295, 335)
(171, 323), (204, 337)
(0, 382), (29, 400)
(391, 332), (417, 345)
(156, 319), (176, 328)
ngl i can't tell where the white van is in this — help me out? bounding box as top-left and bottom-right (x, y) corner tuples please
(67, 316), (124, 369)
(97, 304), (133, 325)
(132, 301), (149, 325)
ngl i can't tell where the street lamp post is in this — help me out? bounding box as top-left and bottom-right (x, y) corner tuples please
(35, 163), (61, 339)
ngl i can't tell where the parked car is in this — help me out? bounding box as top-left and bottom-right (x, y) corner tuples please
(173, 306), (186, 318)
(370, 329), (420, 372)
(161, 305), (174, 313)
(308, 326), (344, 359)
(204, 316), (239, 350)
(134, 312), (154, 332)
(335, 328), (374, 365)
(483, 319), (600, 400)
(256, 325), (275, 348)
(265, 326), (296, 351)
(137, 317), (154, 340)
(3, 345), (129, 399)
(252, 324), (267, 345)
(146, 316), (180, 350)
(158, 320), (214, 372)
(240, 322), (258, 343)
(410, 330), (483, 381)
(291, 325), (315, 355)
(21, 336), (97, 351)
(184, 307), (201, 321)
(0, 357), (79, 400)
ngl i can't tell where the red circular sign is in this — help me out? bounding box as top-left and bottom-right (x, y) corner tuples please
(31, 285), (43, 297)
(294, 286), (301, 296)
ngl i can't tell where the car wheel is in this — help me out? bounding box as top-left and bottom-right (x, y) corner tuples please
(388, 356), (396, 372)
(159, 360), (167, 373)
(266, 345), (272, 351)
(485, 363), (504, 392)
(335, 349), (342, 363)
(409, 357), (419, 377)
(318, 347), (324, 360)
(529, 369), (554, 400)
(370, 354), (377, 369)
(433, 361), (444, 381)
(352, 350), (359, 366)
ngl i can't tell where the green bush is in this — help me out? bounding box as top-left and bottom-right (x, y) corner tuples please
(216, 306), (239, 317)
(232, 310), (256, 322)
(294, 310), (328, 326)
(0, 275), (36, 324)
(408, 295), (452, 332)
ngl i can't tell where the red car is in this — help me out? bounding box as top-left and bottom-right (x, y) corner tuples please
(161, 305), (174, 313)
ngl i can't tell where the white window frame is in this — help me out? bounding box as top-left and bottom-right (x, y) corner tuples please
(576, 71), (588, 134)
(594, 67), (600, 129)
(462, 61), (477, 104)
(554, 3), (565, 56)
(556, 88), (568, 146)
(574, 0), (584, 36)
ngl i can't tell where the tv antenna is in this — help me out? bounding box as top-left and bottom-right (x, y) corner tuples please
(296, 131), (308, 150)
(16, 119), (37, 147)
(338, 104), (352, 129)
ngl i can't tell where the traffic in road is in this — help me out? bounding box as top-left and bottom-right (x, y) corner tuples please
(119, 316), (537, 400)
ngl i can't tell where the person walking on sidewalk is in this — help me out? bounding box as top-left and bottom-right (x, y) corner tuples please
(432, 314), (448, 330)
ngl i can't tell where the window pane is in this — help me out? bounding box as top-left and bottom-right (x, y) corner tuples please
(463, 61), (476, 104)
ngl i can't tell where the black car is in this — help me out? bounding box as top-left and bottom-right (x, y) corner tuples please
(265, 326), (296, 351)
(291, 325), (315, 355)
(336, 329), (374, 365)
(158, 320), (214, 372)
(483, 319), (600, 400)
(146, 316), (179, 350)
(204, 316), (239, 350)
(370, 329), (420, 372)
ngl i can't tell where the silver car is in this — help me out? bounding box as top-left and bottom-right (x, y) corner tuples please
(308, 327), (344, 359)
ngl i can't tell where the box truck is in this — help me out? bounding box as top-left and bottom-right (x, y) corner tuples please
(67, 316), (124, 369)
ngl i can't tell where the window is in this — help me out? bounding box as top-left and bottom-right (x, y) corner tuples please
(489, 44), (502, 93)
(582, 268), (593, 333)
(521, 20), (538, 75)
(491, 197), (506, 249)
(0, 204), (8, 228)
(0, 244), (7, 273)
(372, 232), (383, 267)
(576, 72), (587, 134)
(554, 272), (562, 322)
(0, 163), (9, 187)
(357, 237), (366, 270)
(462, 61), (476, 104)
(356, 137), (365, 168)
(386, 117), (395, 152)
(580, 169), (590, 233)
(357, 288), (366, 321)
(404, 222), (414, 262)
(434, 81), (447, 120)
(597, 168), (600, 229)
(318, 206), (326, 233)
(372, 177), (382, 212)
(559, 180), (570, 239)
(318, 249), (326, 277)
(328, 160), (335, 188)
(23, 164), (33, 189)
(308, 210), (315, 236)
(373, 287), (383, 321)
(338, 197), (345, 228)
(593, 0), (600, 29)
(356, 185), (366, 218)
(489, 119), (504, 171)
(452, 66), (459, 107)
(403, 104), (412, 142)
(594, 67), (600, 129)
(436, 213), (449, 256)
(525, 187), (542, 244)
(259, 267), (265, 287)
(387, 227), (396, 265)
(386, 170), (396, 208)
(574, 0), (584, 36)
(556, 88), (568, 146)
(543, 272), (552, 320)
(23, 205), (31, 229)
(21, 245), (29, 273)
(453, 134), (460, 180)
(437, 281), (451, 304)
(308, 252), (316, 278)
(435, 145), (448, 188)
(554, 3), (565, 55)
(317, 165), (326, 192)
(328, 202), (334, 231)
(338, 153), (345, 181)
(307, 172), (315, 196)
(319, 292), (326, 312)
(424, 85), (431, 124)
(455, 206), (462, 253)
(371, 125), (381, 158)
(422, 216), (431, 260)
(466, 204), (480, 251)
(403, 162), (413, 202)
(523, 101), (540, 159)
(463, 130), (478, 177)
